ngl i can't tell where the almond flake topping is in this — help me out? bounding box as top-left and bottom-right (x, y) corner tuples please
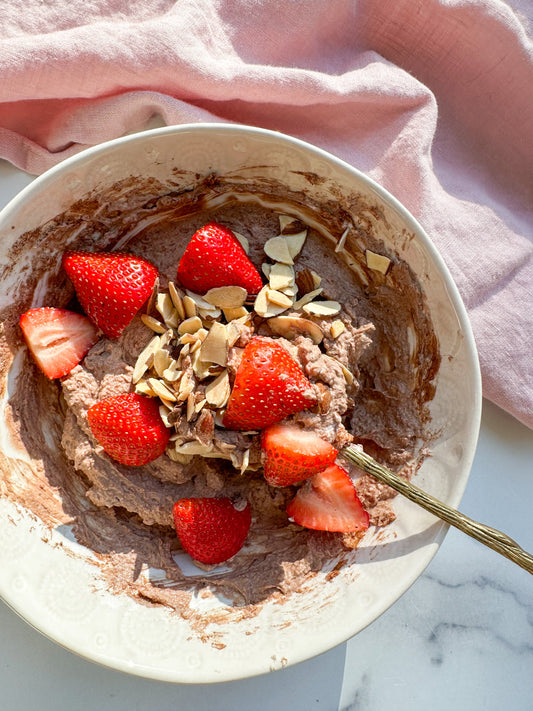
(203, 286), (247, 309)
(365, 249), (391, 274)
(148, 377), (177, 402)
(141, 314), (167, 334)
(178, 316), (203, 335)
(168, 281), (186, 320)
(266, 289), (293, 308)
(285, 230), (307, 259)
(292, 287), (323, 311)
(268, 315), (324, 345)
(330, 320), (346, 339)
(222, 306), (249, 322)
(303, 300), (342, 317)
(199, 321), (229, 366)
(268, 263), (295, 291)
(205, 370), (231, 408)
(263, 235), (294, 264)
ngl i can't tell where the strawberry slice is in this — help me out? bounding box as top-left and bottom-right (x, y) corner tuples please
(62, 250), (159, 339)
(87, 392), (170, 466)
(177, 222), (262, 294)
(261, 423), (338, 487)
(286, 463), (369, 532)
(223, 337), (317, 430)
(173, 497), (252, 565)
(19, 307), (99, 379)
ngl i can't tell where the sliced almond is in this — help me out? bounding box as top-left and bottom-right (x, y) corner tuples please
(292, 287), (323, 311)
(335, 226), (350, 253)
(330, 319), (346, 339)
(177, 316), (203, 335)
(226, 316), (252, 347)
(199, 321), (229, 366)
(264, 235), (293, 264)
(281, 284), (298, 298)
(159, 404), (173, 428)
(176, 441), (214, 456)
(198, 307), (222, 321)
(177, 343), (190, 363)
(268, 263), (295, 291)
(303, 300), (342, 317)
(166, 448), (192, 464)
(190, 338), (203, 353)
(182, 295), (198, 319)
(268, 315), (324, 345)
(162, 363), (182, 382)
(266, 289), (293, 308)
(132, 335), (161, 383)
(340, 363), (354, 385)
(205, 370), (231, 408)
(135, 379), (156, 397)
(141, 314), (167, 334)
(195, 398), (207, 414)
(192, 349), (213, 380)
(186, 392), (196, 422)
(203, 286), (247, 309)
(365, 249), (391, 274)
(261, 262), (272, 279)
(156, 293), (178, 328)
(223, 306), (249, 322)
(159, 329), (174, 348)
(285, 230), (307, 259)
(185, 290), (221, 313)
(240, 448), (250, 474)
(253, 284), (269, 317)
(254, 284), (288, 318)
(153, 348), (173, 377)
(310, 270), (322, 289)
(233, 231), (249, 254)
(278, 214), (298, 233)
(177, 372), (195, 402)
(168, 281), (186, 320)
(148, 377), (177, 402)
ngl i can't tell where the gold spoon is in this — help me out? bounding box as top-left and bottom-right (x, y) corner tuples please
(341, 445), (533, 575)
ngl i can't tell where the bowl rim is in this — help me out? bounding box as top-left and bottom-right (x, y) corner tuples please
(0, 123), (482, 682)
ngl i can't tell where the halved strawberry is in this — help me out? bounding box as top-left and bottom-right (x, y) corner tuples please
(19, 307), (99, 379)
(62, 250), (159, 339)
(177, 222), (263, 294)
(223, 337), (317, 430)
(286, 463), (369, 532)
(261, 423), (338, 487)
(173, 497), (252, 565)
(87, 392), (170, 466)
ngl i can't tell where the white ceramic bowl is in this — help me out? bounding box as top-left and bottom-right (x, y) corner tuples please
(0, 124), (481, 682)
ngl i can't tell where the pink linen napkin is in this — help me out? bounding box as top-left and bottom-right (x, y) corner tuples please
(0, 0), (531, 428)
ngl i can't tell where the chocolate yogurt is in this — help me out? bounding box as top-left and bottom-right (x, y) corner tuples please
(0, 173), (440, 620)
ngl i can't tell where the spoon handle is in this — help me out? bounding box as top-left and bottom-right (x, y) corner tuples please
(341, 445), (533, 575)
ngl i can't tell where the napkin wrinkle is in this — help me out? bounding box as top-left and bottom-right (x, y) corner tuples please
(0, 0), (531, 429)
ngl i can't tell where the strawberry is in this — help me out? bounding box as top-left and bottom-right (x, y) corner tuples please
(261, 423), (338, 487)
(223, 337), (317, 430)
(286, 463), (369, 533)
(62, 250), (159, 339)
(19, 307), (99, 379)
(173, 497), (252, 565)
(87, 392), (170, 466)
(176, 222), (262, 294)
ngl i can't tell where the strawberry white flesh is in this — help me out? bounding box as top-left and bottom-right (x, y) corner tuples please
(20, 307), (99, 379)
(286, 463), (369, 532)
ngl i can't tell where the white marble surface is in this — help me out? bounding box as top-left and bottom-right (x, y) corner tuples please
(0, 161), (531, 710)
